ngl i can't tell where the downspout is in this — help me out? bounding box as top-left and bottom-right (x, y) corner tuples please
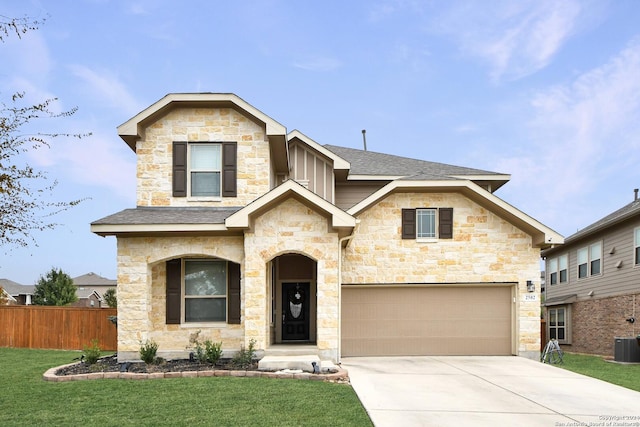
(337, 219), (359, 364)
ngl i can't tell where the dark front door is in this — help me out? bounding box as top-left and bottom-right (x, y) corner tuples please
(282, 282), (310, 341)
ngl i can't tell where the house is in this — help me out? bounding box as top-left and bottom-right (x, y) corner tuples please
(70, 288), (104, 308)
(91, 93), (563, 363)
(72, 272), (117, 306)
(542, 189), (640, 356)
(0, 285), (17, 305)
(0, 279), (34, 305)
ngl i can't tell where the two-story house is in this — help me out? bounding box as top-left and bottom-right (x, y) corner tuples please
(542, 190), (640, 356)
(91, 93), (563, 363)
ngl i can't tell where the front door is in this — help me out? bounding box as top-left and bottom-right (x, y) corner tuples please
(282, 282), (310, 341)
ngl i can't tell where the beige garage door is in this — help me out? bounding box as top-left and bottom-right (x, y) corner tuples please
(341, 285), (513, 356)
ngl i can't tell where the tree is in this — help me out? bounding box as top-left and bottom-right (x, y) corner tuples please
(32, 267), (78, 306)
(103, 288), (117, 308)
(0, 15), (89, 248)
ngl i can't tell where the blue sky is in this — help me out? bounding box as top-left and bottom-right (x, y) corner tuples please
(2, 0), (639, 285)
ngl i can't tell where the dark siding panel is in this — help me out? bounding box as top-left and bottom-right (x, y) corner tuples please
(222, 142), (237, 197)
(402, 209), (416, 239)
(228, 262), (241, 324)
(166, 259), (182, 324)
(439, 208), (453, 239)
(172, 142), (187, 197)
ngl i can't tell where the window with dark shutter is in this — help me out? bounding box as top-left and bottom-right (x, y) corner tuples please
(166, 259), (182, 324)
(172, 142), (187, 197)
(227, 262), (241, 324)
(222, 142), (237, 197)
(439, 208), (453, 239)
(401, 208), (416, 239)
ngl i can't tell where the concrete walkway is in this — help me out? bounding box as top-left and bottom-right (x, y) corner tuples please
(342, 356), (640, 427)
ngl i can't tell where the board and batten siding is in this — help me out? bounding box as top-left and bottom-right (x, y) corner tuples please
(546, 219), (640, 300)
(289, 142), (334, 203)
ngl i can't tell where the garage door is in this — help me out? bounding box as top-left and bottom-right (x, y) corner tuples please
(341, 285), (513, 356)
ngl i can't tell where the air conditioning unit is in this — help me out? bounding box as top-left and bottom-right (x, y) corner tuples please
(614, 337), (640, 363)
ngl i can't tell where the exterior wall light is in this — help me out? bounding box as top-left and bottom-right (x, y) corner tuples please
(526, 280), (535, 293)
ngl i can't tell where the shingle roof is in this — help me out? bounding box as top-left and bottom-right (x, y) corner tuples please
(563, 198), (640, 244)
(0, 278), (35, 295)
(72, 272), (116, 287)
(323, 145), (503, 177)
(91, 206), (243, 226)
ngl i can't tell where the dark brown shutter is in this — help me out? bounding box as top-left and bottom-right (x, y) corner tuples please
(222, 142), (237, 197)
(439, 208), (453, 239)
(166, 259), (182, 324)
(227, 262), (241, 324)
(173, 142), (187, 197)
(401, 208), (416, 239)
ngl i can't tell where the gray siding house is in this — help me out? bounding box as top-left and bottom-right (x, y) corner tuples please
(542, 189), (640, 356)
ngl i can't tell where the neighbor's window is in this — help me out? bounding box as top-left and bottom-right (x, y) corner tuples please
(184, 259), (227, 322)
(548, 306), (567, 343)
(577, 242), (602, 278)
(548, 258), (558, 285)
(189, 143), (222, 197)
(548, 254), (568, 285)
(558, 254), (568, 283)
(635, 227), (640, 266)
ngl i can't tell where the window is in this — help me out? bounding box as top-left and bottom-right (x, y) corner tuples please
(548, 306), (569, 344)
(165, 258), (241, 325)
(549, 255), (568, 285)
(577, 242), (602, 278)
(173, 141), (237, 198)
(402, 208), (453, 240)
(635, 227), (640, 266)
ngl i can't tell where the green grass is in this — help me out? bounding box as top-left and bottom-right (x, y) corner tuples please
(0, 348), (372, 427)
(555, 352), (640, 392)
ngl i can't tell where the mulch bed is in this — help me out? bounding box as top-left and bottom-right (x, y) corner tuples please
(56, 354), (256, 376)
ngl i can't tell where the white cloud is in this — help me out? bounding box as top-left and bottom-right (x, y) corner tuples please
(292, 55), (342, 72)
(429, 0), (583, 82)
(68, 65), (143, 116)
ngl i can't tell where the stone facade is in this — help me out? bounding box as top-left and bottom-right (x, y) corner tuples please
(136, 107), (271, 207)
(565, 293), (640, 356)
(342, 192), (542, 358)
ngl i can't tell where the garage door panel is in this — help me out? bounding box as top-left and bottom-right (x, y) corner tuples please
(342, 286), (513, 356)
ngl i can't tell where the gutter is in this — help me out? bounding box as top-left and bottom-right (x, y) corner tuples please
(337, 220), (359, 364)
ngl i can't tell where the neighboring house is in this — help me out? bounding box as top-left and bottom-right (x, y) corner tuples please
(0, 279), (34, 305)
(90, 93), (563, 363)
(72, 272), (117, 306)
(70, 288), (104, 308)
(542, 190), (640, 356)
(0, 285), (17, 305)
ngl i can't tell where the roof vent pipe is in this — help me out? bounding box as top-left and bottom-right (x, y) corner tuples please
(635, 188), (638, 201)
(361, 129), (367, 151)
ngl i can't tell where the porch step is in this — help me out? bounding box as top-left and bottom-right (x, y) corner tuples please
(258, 355), (319, 373)
(263, 345), (318, 357)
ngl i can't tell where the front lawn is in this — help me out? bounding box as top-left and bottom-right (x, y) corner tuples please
(555, 352), (640, 392)
(0, 348), (372, 426)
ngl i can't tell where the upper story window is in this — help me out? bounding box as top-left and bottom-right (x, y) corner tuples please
(173, 141), (237, 198)
(548, 254), (568, 285)
(577, 242), (602, 279)
(402, 208), (453, 240)
(635, 227), (640, 266)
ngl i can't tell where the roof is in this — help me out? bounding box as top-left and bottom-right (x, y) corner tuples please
(0, 278), (35, 295)
(543, 197), (640, 255)
(91, 207), (242, 236)
(76, 288), (103, 300)
(72, 272), (116, 287)
(324, 144), (510, 191)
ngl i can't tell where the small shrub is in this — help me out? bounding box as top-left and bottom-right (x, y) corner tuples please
(232, 338), (256, 369)
(139, 339), (159, 364)
(190, 331), (222, 364)
(203, 340), (223, 364)
(83, 339), (101, 365)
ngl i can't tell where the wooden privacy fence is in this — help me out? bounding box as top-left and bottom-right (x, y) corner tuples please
(0, 306), (117, 351)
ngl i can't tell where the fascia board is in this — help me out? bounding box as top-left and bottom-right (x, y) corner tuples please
(90, 223), (228, 236)
(118, 93), (287, 150)
(347, 174), (404, 181)
(288, 130), (351, 170)
(225, 180), (356, 229)
(450, 174), (511, 182)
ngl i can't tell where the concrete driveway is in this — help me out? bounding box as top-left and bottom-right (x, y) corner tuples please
(342, 356), (640, 427)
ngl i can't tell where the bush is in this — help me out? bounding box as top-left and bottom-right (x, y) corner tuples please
(231, 338), (256, 369)
(190, 332), (223, 364)
(83, 339), (101, 365)
(139, 339), (159, 364)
